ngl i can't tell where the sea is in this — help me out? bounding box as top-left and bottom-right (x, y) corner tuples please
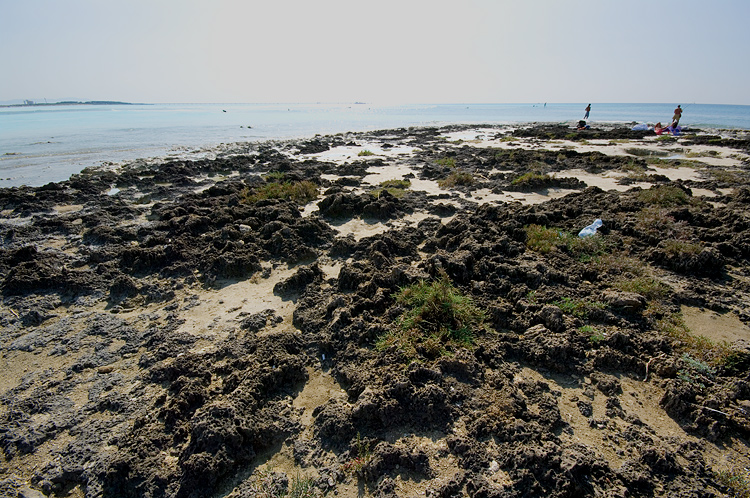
(1, 102), (749, 188)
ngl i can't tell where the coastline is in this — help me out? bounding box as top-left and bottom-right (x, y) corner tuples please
(2, 123), (750, 497)
(3, 102), (749, 189)
(0, 101), (145, 108)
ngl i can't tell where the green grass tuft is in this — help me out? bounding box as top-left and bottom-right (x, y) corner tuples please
(553, 297), (606, 319)
(612, 275), (671, 301)
(287, 474), (318, 498)
(637, 185), (691, 207)
(341, 432), (373, 476)
(435, 157), (457, 168)
(511, 171), (551, 187)
(621, 159), (648, 174)
(567, 233), (610, 261)
(263, 171), (287, 180)
(524, 225), (565, 254)
(379, 179), (411, 189)
(685, 150), (719, 158)
(579, 325), (607, 344)
(524, 224), (609, 260)
(371, 179), (411, 199)
(716, 467), (750, 498)
(241, 180), (319, 204)
(661, 239), (703, 258)
(656, 135), (676, 142)
(358, 150), (375, 156)
(634, 206), (693, 241)
(378, 272), (485, 359)
(248, 469), (319, 498)
(438, 171), (474, 188)
(709, 169), (743, 184)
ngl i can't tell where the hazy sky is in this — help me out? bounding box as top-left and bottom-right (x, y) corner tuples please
(2, 0), (748, 104)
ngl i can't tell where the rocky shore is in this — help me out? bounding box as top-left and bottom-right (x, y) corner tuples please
(2, 123), (750, 498)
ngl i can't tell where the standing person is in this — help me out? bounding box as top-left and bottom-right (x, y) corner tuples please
(672, 105), (683, 126)
(584, 104), (591, 120)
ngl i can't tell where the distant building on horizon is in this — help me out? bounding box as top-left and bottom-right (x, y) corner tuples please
(24, 100), (34, 105)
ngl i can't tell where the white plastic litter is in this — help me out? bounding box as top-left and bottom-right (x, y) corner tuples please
(578, 219), (603, 237)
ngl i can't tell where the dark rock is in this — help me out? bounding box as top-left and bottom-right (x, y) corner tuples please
(273, 264), (323, 296)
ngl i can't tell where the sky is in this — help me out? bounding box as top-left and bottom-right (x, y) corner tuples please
(1, 0), (749, 105)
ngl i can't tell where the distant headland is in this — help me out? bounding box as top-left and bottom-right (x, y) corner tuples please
(1, 100), (147, 108)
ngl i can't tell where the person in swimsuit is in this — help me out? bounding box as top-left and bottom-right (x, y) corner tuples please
(672, 105), (682, 126)
(584, 104), (591, 120)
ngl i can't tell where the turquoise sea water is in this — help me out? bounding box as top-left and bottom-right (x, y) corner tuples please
(1, 102), (749, 188)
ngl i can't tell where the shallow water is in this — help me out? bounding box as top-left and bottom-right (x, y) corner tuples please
(2, 102), (748, 188)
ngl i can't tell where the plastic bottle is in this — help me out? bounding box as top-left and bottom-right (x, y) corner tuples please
(578, 219), (602, 237)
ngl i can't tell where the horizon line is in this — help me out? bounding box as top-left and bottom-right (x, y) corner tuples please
(5, 100), (750, 107)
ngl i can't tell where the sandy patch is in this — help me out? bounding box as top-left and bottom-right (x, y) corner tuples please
(362, 164), (416, 186)
(294, 367), (348, 428)
(318, 259), (344, 280)
(441, 128), (504, 142)
(330, 212), (433, 241)
(473, 136), (750, 170)
(691, 188), (719, 198)
(308, 143), (416, 162)
(300, 198), (320, 217)
(52, 204), (84, 214)
(330, 218), (390, 241)
(176, 265), (298, 345)
(230, 368), (348, 494)
(516, 367), (723, 472)
(649, 166), (704, 182)
(682, 306), (750, 345)
(552, 169), (651, 192)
